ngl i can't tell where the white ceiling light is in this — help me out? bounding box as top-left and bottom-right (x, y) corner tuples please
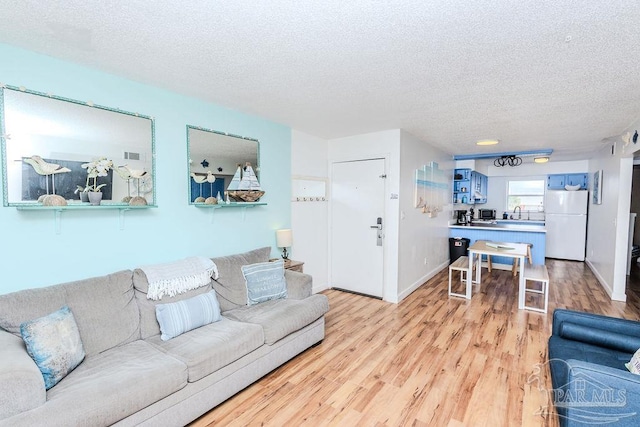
(476, 139), (500, 146)
(534, 157), (549, 163)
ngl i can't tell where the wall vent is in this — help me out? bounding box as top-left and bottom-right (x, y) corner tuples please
(124, 151), (140, 160)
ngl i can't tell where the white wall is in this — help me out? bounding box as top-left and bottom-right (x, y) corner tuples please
(398, 131), (453, 301)
(291, 130), (329, 293)
(327, 130), (401, 302)
(586, 140), (633, 301)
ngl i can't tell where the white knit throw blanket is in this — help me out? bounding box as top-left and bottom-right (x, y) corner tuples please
(141, 256), (219, 300)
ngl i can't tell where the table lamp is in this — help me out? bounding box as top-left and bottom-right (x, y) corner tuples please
(276, 229), (293, 260)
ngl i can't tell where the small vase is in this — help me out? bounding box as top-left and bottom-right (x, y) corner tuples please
(79, 192), (89, 203)
(88, 192), (103, 206)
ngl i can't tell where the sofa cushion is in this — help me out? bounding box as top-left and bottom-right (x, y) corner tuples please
(0, 332), (47, 420)
(224, 294), (329, 345)
(0, 270), (140, 357)
(146, 317), (264, 382)
(211, 247), (271, 311)
(283, 269), (313, 300)
(20, 306), (85, 390)
(548, 335), (632, 391)
(133, 268), (213, 339)
(156, 291), (222, 341)
(24, 340), (188, 426)
(242, 260), (287, 305)
(559, 321), (640, 354)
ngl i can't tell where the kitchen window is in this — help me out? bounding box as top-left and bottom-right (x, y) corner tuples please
(507, 180), (545, 211)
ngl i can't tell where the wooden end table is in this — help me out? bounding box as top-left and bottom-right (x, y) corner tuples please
(269, 258), (304, 273)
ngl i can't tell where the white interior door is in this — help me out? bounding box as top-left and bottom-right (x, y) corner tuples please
(331, 158), (385, 298)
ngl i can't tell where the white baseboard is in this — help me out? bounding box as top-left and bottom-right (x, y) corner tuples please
(584, 258), (626, 302)
(396, 259), (450, 303)
(312, 284), (330, 294)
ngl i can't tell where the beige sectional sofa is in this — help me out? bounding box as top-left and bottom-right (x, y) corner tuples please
(0, 247), (329, 426)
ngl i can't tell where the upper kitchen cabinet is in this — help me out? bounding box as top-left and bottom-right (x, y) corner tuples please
(547, 173), (588, 190)
(453, 168), (471, 204)
(470, 171), (488, 204)
(453, 168), (487, 204)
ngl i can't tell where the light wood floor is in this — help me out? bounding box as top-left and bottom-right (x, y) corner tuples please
(190, 260), (640, 427)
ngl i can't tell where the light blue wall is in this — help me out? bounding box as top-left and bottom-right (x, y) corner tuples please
(0, 43), (291, 294)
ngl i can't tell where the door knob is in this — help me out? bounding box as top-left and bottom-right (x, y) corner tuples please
(370, 217), (383, 246)
(370, 217), (383, 230)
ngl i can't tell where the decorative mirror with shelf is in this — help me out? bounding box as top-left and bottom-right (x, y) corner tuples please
(186, 125), (263, 207)
(0, 85), (156, 208)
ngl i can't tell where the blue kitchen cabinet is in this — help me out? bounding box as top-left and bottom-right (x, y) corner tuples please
(470, 171), (488, 204)
(547, 173), (588, 190)
(453, 168), (471, 204)
(566, 173), (588, 188)
(547, 174), (565, 189)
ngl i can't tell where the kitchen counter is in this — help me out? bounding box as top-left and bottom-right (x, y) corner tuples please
(449, 220), (546, 265)
(449, 220), (546, 233)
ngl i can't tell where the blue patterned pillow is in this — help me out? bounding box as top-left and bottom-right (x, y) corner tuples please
(155, 291), (222, 341)
(241, 260), (288, 306)
(20, 306), (85, 390)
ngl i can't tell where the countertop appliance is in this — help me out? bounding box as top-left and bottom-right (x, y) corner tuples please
(478, 209), (496, 220)
(545, 190), (588, 261)
(455, 209), (468, 225)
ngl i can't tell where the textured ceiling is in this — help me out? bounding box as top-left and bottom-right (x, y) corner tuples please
(1, 0), (639, 161)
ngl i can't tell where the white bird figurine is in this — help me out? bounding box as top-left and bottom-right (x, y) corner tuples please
(117, 166), (149, 197)
(114, 165), (132, 180)
(114, 165), (133, 201)
(205, 171), (217, 204)
(190, 172), (207, 184)
(190, 173), (207, 202)
(24, 155), (70, 175)
(122, 166), (147, 179)
(23, 155), (71, 195)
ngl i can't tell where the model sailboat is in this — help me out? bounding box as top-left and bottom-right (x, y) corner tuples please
(227, 163), (265, 202)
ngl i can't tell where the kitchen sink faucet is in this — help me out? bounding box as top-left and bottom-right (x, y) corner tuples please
(513, 206), (522, 219)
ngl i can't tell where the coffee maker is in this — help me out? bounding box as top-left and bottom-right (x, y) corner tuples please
(455, 210), (467, 225)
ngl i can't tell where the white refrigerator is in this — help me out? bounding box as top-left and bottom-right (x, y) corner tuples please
(545, 190), (588, 261)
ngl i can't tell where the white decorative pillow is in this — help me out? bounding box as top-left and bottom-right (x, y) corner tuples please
(20, 306), (85, 390)
(241, 260), (287, 306)
(155, 291), (222, 341)
(626, 348), (640, 374)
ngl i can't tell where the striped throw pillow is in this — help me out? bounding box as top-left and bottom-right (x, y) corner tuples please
(155, 291), (221, 341)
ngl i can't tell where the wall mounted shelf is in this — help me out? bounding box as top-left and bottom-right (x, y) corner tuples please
(193, 202), (267, 221)
(13, 202), (157, 234)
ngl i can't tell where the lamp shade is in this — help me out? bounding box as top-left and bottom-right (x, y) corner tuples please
(276, 229), (293, 248)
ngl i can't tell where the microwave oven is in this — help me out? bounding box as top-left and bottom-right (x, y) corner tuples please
(478, 209), (496, 220)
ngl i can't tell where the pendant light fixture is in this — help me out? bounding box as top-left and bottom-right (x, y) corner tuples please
(493, 155), (522, 167)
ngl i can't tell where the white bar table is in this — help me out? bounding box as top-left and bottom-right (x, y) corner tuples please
(466, 240), (529, 308)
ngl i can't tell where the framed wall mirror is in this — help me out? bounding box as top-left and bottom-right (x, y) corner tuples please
(0, 85), (155, 207)
(186, 125), (260, 204)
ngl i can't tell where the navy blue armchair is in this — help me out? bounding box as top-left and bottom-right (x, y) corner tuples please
(548, 309), (640, 426)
